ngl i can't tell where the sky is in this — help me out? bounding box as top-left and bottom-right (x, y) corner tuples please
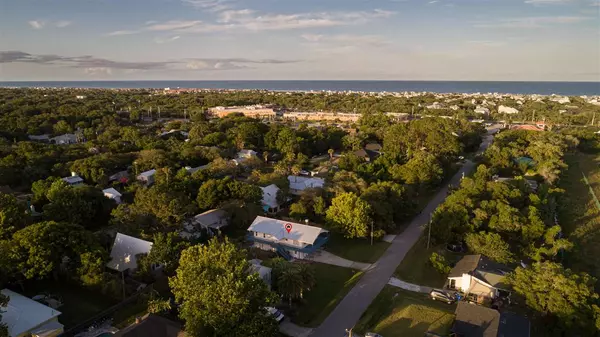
(0, 0), (599, 81)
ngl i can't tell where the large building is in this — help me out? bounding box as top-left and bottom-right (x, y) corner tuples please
(1, 289), (64, 337)
(209, 105), (276, 118)
(247, 216), (329, 260)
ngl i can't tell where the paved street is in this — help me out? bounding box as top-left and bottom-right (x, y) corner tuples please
(310, 127), (497, 337)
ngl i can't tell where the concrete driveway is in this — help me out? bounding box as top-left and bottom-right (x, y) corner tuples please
(310, 129), (496, 337)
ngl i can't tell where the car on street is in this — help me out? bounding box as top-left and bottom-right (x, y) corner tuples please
(430, 289), (456, 304)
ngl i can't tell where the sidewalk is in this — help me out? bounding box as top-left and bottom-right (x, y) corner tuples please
(387, 277), (433, 294)
(310, 250), (372, 271)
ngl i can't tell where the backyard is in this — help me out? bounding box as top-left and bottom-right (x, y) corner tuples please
(324, 232), (391, 264)
(559, 153), (600, 278)
(394, 236), (463, 288)
(290, 262), (364, 327)
(355, 286), (456, 337)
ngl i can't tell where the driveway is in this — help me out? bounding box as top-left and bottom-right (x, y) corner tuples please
(280, 318), (313, 337)
(310, 129), (496, 337)
(311, 250), (372, 271)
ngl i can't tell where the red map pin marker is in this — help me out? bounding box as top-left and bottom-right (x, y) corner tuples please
(285, 223), (293, 233)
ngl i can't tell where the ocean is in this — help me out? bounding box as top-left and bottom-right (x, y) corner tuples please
(0, 80), (599, 96)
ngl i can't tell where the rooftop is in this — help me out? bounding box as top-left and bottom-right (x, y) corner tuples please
(248, 216), (328, 245)
(453, 302), (530, 337)
(103, 187), (122, 197)
(106, 233), (153, 272)
(1, 289), (62, 337)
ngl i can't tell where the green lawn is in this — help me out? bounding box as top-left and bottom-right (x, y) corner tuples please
(291, 262), (364, 327)
(324, 232), (391, 264)
(394, 236), (463, 288)
(559, 153), (600, 278)
(354, 286), (456, 337)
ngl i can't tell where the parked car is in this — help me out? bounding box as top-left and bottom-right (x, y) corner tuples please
(265, 306), (285, 323)
(430, 289), (456, 304)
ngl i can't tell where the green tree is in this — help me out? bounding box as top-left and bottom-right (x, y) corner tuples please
(465, 231), (514, 264)
(289, 202), (308, 220)
(328, 170), (368, 196)
(429, 252), (451, 274)
(391, 151), (444, 187)
(169, 239), (278, 336)
(53, 120), (72, 134)
(0, 192), (26, 239)
(361, 181), (415, 232)
(146, 232), (189, 275)
(134, 185), (193, 228)
(508, 262), (600, 334)
(326, 192), (373, 238)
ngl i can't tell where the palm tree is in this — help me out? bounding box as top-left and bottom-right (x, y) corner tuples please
(296, 264), (315, 299)
(277, 268), (304, 306)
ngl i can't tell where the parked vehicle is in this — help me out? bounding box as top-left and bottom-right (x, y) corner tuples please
(265, 306), (285, 323)
(430, 289), (456, 304)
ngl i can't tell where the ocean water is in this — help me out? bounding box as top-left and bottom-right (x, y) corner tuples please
(0, 80), (598, 96)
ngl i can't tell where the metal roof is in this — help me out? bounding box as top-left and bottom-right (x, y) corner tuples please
(1, 289), (62, 337)
(260, 184), (281, 208)
(106, 233), (153, 272)
(248, 216), (328, 245)
(448, 254), (481, 278)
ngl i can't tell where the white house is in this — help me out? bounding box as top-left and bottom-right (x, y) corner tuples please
(185, 164), (211, 175)
(247, 216), (330, 260)
(62, 172), (84, 186)
(136, 169), (157, 186)
(0, 289), (64, 337)
(498, 105), (519, 114)
(237, 149), (258, 159)
(474, 106), (490, 114)
(287, 176), (325, 195)
(106, 233), (153, 273)
(181, 209), (229, 239)
(102, 187), (122, 204)
(27, 134), (50, 142)
(260, 184), (281, 214)
(447, 255), (511, 304)
(50, 134), (78, 145)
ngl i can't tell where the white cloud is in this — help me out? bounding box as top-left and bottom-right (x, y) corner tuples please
(428, 1), (439, 4)
(154, 36), (181, 44)
(55, 21), (71, 28)
(524, 0), (572, 4)
(474, 16), (590, 28)
(28, 20), (45, 29)
(182, 0), (233, 12)
(107, 9), (395, 35)
(84, 67), (112, 76)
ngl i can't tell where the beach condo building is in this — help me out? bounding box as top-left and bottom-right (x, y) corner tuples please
(247, 216), (329, 260)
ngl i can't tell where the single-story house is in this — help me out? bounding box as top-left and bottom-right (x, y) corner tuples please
(260, 184), (281, 214)
(103, 187), (122, 204)
(365, 143), (383, 154)
(249, 259), (272, 289)
(452, 302), (530, 337)
(137, 169), (157, 186)
(247, 216), (329, 260)
(62, 173), (84, 186)
(1, 288), (64, 337)
(113, 314), (185, 337)
(181, 209), (229, 239)
(27, 134), (50, 142)
(447, 255), (511, 304)
(109, 170), (130, 183)
(232, 149), (258, 166)
(50, 133), (78, 145)
(287, 176), (325, 195)
(184, 164), (210, 175)
(106, 233), (154, 273)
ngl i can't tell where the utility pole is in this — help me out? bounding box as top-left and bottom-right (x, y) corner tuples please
(427, 212), (433, 249)
(532, 110), (535, 123)
(371, 222), (374, 246)
(592, 111), (596, 126)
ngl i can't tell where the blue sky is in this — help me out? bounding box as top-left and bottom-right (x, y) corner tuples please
(0, 0), (599, 81)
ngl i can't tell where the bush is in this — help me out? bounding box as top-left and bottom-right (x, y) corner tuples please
(429, 252), (451, 275)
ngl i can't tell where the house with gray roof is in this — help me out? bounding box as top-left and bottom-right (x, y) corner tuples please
(181, 209), (229, 239)
(447, 255), (512, 303)
(452, 302), (530, 337)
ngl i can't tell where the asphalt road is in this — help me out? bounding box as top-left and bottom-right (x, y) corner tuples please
(310, 127), (498, 337)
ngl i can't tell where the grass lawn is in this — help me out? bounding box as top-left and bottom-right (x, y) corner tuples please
(355, 286), (456, 337)
(16, 281), (118, 328)
(291, 262), (364, 327)
(394, 236), (463, 288)
(324, 232), (391, 264)
(559, 153), (600, 278)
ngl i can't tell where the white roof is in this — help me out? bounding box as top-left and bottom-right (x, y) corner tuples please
(102, 187), (122, 197)
(106, 233), (153, 272)
(288, 176), (325, 191)
(137, 169), (156, 179)
(237, 149), (257, 158)
(248, 216), (328, 245)
(1, 289), (62, 337)
(260, 184), (280, 208)
(62, 175), (83, 184)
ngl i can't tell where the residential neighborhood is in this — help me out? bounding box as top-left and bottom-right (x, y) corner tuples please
(0, 87), (599, 337)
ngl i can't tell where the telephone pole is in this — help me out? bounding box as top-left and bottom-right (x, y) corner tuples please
(426, 212), (433, 249)
(592, 111), (596, 126)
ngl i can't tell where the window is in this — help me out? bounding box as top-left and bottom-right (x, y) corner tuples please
(449, 279), (456, 289)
